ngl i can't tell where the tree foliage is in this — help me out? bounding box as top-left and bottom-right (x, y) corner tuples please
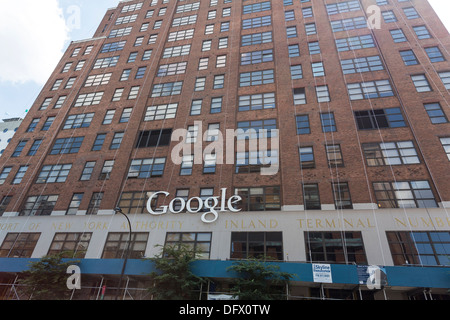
(147, 245), (206, 300)
(18, 252), (79, 300)
(227, 258), (293, 300)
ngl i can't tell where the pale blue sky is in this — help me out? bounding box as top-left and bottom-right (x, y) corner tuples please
(0, 0), (448, 122)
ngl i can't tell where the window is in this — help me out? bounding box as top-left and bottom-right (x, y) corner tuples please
(102, 232), (149, 259)
(74, 92), (104, 107)
(180, 155), (194, 176)
(286, 26), (297, 38)
(411, 74), (432, 92)
(320, 113), (337, 132)
(299, 147), (315, 169)
(99, 160), (114, 180)
(157, 62), (187, 76)
(101, 40), (126, 53)
(206, 123), (220, 142)
(400, 50), (418, 65)
(305, 232), (367, 264)
(80, 161), (95, 181)
(86, 192), (104, 215)
(118, 191), (153, 214)
(20, 195), (59, 216)
(305, 23), (317, 35)
(0, 167), (12, 185)
(424, 103), (448, 124)
(347, 80), (394, 100)
(36, 164), (72, 184)
(27, 118), (39, 132)
(48, 233), (92, 258)
(12, 166), (28, 184)
(172, 14), (197, 27)
(127, 158), (166, 178)
(354, 107), (406, 130)
(293, 88), (307, 105)
(211, 97), (222, 114)
(332, 182), (353, 209)
(290, 65), (303, 79)
(373, 181), (438, 208)
(237, 119), (277, 140)
(136, 129), (172, 148)
(190, 100), (202, 115)
(195, 77), (206, 91)
(440, 137), (450, 161)
(387, 231), (450, 266)
(231, 232), (283, 260)
(145, 104), (178, 121)
(382, 10), (397, 23)
(164, 233), (212, 259)
(134, 36), (144, 46)
(438, 71), (450, 90)
(42, 117), (55, 131)
(0, 196), (12, 216)
(241, 49), (273, 65)
(296, 115), (310, 135)
(308, 41), (321, 55)
(51, 79), (62, 91)
(66, 193), (84, 215)
(288, 44), (300, 57)
(413, 25), (431, 39)
(94, 56), (120, 69)
(213, 75), (225, 89)
(335, 34), (375, 51)
(315, 85), (330, 102)
(92, 133), (106, 151)
(362, 141), (420, 166)
(128, 86), (140, 99)
(326, 144), (344, 167)
(242, 16), (271, 30)
(151, 82), (183, 97)
(243, 1), (271, 14)
(312, 62), (325, 77)
(162, 44), (191, 58)
(112, 88), (124, 102)
(403, 7), (419, 19)
(240, 69), (274, 87)
(326, 0), (361, 16)
(331, 16), (367, 32)
(63, 113), (94, 129)
(390, 29), (407, 42)
(238, 92), (275, 111)
(235, 186), (281, 211)
(54, 96), (67, 109)
(0, 233), (40, 258)
(425, 46), (445, 63)
(241, 31), (272, 46)
(12, 141), (27, 157)
(303, 184), (321, 210)
(50, 137), (84, 155)
(111, 132), (124, 150)
(235, 150), (278, 174)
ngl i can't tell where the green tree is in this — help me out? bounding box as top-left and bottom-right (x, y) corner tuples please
(147, 245), (206, 300)
(18, 252), (79, 300)
(227, 258), (293, 300)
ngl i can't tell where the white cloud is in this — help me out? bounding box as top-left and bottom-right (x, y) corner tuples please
(0, 0), (69, 85)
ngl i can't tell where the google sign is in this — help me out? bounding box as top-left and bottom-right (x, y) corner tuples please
(146, 188), (242, 224)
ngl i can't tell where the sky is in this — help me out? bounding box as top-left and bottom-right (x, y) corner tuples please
(0, 0), (449, 122)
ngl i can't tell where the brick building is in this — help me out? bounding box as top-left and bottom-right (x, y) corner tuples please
(0, 0), (449, 300)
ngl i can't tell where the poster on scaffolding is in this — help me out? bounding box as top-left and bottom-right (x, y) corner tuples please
(312, 264), (333, 283)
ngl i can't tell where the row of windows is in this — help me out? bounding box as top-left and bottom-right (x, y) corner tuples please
(1, 230), (449, 266)
(0, 172), (441, 221)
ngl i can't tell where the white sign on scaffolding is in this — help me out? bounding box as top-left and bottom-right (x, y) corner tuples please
(312, 264), (333, 283)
